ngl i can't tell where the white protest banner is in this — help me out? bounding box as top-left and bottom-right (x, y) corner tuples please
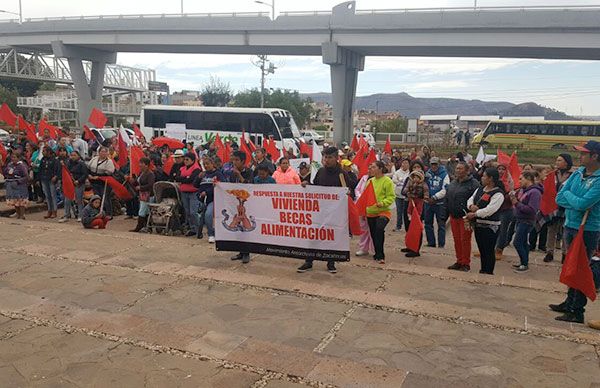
(214, 182), (350, 261)
(165, 123), (186, 140)
(289, 158), (310, 172)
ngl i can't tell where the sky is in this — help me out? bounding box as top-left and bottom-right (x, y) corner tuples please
(3, 0), (600, 115)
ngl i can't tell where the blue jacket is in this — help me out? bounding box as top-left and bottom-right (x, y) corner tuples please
(556, 167), (600, 231)
(425, 165), (449, 202)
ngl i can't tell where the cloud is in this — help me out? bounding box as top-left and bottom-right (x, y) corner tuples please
(365, 57), (527, 75)
(409, 80), (470, 89)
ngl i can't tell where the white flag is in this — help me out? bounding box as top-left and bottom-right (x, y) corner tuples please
(310, 141), (322, 183)
(475, 146), (485, 164)
(119, 125), (133, 147)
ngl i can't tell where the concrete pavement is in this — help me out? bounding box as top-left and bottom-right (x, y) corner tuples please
(0, 214), (599, 387)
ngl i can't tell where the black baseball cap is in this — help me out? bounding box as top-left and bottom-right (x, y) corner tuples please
(574, 140), (600, 154)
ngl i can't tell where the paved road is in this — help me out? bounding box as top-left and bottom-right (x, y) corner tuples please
(0, 213), (599, 387)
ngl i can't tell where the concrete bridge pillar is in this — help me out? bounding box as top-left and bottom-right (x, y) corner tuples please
(322, 41), (364, 145)
(51, 41), (116, 128)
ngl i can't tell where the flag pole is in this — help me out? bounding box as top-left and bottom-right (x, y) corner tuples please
(99, 180), (108, 214)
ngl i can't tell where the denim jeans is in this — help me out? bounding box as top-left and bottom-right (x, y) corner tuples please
(424, 202), (446, 247)
(395, 198), (407, 230)
(562, 227), (600, 315)
(495, 209), (514, 250)
(181, 191), (199, 233)
(513, 222), (534, 266)
(63, 184), (84, 219)
(40, 180), (58, 212)
(198, 201), (215, 237)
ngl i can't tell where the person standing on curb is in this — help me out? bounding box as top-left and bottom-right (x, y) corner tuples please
(466, 168), (505, 275)
(543, 154), (573, 263)
(366, 161), (396, 264)
(424, 157), (450, 248)
(228, 151), (254, 264)
(446, 162), (480, 272)
(550, 141), (600, 324)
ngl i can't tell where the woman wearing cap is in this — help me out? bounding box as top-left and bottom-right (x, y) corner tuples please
(272, 157), (301, 185)
(401, 160), (429, 257)
(466, 168), (505, 275)
(298, 162), (311, 184)
(177, 153), (201, 237)
(3, 151), (30, 220)
(543, 153), (573, 262)
(366, 161), (396, 264)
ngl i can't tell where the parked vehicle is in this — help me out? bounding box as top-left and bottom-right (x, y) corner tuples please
(300, 130), (324, 144)
(355, 132), (376, 147)
(92, 127), (135, 145)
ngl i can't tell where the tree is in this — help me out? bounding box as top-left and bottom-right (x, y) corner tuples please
(232, 88), (314, 128)
(371, 118), (408, 134)
(201, 76), (233, 107)
(0, 85), (19, 114)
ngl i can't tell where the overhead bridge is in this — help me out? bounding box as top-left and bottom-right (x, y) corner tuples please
(1, 1), (600, 141)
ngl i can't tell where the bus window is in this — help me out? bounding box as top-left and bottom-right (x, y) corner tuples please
(565, 125), (578, 136)
(539, 124), (549, 135)
(581, 126), (590, 136)
(497, 123), (508, 134)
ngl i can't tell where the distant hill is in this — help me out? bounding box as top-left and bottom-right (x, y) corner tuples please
(302, 92), (573, 120)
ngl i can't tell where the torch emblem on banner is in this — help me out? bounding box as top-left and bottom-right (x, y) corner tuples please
(222, 189), (256, 232)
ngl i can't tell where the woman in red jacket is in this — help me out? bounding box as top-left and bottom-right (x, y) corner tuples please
(176, 153), (201, 237)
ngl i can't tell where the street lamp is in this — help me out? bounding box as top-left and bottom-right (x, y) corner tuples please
(255, 0), (275, 20)
(0, 1), (22, 24)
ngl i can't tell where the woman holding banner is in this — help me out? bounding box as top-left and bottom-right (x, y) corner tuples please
(366, 161), (396, 264)
(272, 157), (301, 185)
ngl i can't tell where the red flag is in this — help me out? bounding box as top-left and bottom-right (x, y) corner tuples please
(20, 118), (38, 144)
(357, 148), (377, 178)
(299, 141), (312, 160)
(0, 141), (7, 162)
(163, 154), (175, 174)
(132, 123), (145, 141)
(130, 145), (145, 177)
(83, 125), (95, 141)
(497, 149), (511, 166)
(508, 152), (521, 189)
(358, 134), (367, 150)
(98, 176), (132, 200)
(240, 132), (253, 167)
(224, 141), (232, 163)
(117, 130), (129, 168)
(0, 103), (17, 127)
(38, 118), (58, 139)
(383, 135), (392, 155)
(560, 224), (597, 301)
(214, 133), (227, 163)
(17, 115), (29, 131)
(264, 138), (281, 162)
(88, 108), (107, 128)
(355, 180), (377, 215)
(61, 164), (76, 201)
(243, 131), (256, 153)
(405, 207), (424, 252)
(347, 196), (363, 235)
(350, 134), (359, 152)
(55, 126), (66, 139)
(540, 170), (558, 216)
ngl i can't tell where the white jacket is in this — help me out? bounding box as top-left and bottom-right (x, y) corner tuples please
(392, 168), (410, 198)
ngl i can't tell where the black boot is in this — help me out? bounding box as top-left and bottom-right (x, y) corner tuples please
(555, 312), (584, 324)
(129, 216), (146, 232)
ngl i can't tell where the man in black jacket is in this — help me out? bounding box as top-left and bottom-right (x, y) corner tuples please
(59, 150), (89, 222)
(169, 149), (185, 182)
(297, 146), (350, 274)
(445, 161), (480, 271)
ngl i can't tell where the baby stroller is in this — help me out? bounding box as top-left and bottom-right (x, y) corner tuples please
(147, 181), (183, 235)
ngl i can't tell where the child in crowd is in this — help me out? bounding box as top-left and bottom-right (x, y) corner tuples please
(253, 165), (276, 184)
(81, 195), (110, 229)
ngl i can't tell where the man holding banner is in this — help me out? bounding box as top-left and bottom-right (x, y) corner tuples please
(551, 141), (600, 324)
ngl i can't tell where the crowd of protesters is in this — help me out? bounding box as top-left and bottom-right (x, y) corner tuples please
(2, 128), (600, 324)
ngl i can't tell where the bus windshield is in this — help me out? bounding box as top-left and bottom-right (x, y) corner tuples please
(273, 114), (301, 139)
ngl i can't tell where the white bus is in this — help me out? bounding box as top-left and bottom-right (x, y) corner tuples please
(140, 105), (301, 152)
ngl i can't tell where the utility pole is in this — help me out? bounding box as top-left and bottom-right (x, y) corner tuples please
(252, 55), (276, 108)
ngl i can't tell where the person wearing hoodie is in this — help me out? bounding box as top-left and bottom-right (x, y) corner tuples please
(445, 161), (480, 271)
(177, 153), (201, 237)
(424, 157), (450, 248)
(510, 171), (543, 272)
(81, 194), (110, 229)
(543, 153), (573, 262)
(392, 158), (410, 231)
(272, 157), (301, 185)
(366, 161), (396, 264)
(550, 141), (600, 324)
(195, 156), (225, 243)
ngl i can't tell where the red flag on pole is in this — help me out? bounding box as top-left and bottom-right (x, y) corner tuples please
(61, 164), (76, 201)
(0, 141), (7, 163)
(405, 206), (424, 252)
(560, 221), (597, 301)
(240, 132), (253, 167)
(497, 149), (511, 166)
(508, 152), (521, 189)
(214, 133), (228, 163)
(20, 118), (38, 144)
(162, 154), (175, 174)
(88, 108), (107, 128)
(17, 115), (29, 131)
(357, 148), (377, 178)
(224, 141), (232, 163)
(132, 123), (145, 141)
(130, 145), (145, 177)
(350, 134), (359, 152)
(299, 141), (312, 160)
(355, 180), (377, 215)
(540, 170), (558, 216)
(265, 138), (281, 162)
(83, 125), (95, 141)
(98, 176), (132, 200)
(347, 196), (363, 235)
(358, 134), (367, 150)
(383, 134), (392, 155)
(117, 130), (129, 168)
(0, 103), (17, 127)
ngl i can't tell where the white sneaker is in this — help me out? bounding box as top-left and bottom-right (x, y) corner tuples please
(208, 236), (215, 244)
(58, 217), (69, 223)
(76, 218), (82, 222)
(356, 250), (368, 256)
